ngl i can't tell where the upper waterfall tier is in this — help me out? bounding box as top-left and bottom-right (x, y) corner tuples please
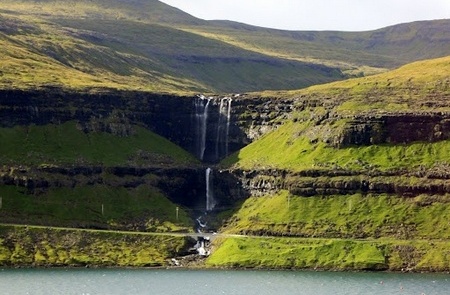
(192, 95), (234, 163)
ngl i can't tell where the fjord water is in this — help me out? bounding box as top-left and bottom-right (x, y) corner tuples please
(1, 269), (449, 295)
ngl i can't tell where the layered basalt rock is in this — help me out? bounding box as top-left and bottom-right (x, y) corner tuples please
(337, 112), (450, 147)
(0, 89), (291, 163)
(229, 165), (450, 198)
(1, 87), (450, 207)
(0, 164), (206, 207)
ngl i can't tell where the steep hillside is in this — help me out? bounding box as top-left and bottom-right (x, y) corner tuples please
(0, 0), (344, 93)
(1, 1), (449, 93)
(1, 55), (450, 269)
(227, 56), (450, 171)
(183, 19), (450, 75)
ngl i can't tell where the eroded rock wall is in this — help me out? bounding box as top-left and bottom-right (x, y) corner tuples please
(230, 165), (450, 198)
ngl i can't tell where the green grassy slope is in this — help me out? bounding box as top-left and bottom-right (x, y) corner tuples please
(222, 191), (450, 240)
(226, 56), (450, 171)
(0, 121), (196, 166)
(0, 13), (205, 92)
(208, 191), (450, 271)
(0, 185), (193, 231)
(207, 236), (450, 271)
(0, 0), (206, 25)
(190, 19), (450, 74)
(212, 56), (450, 271)
(1, 1), (449, 93)
(0, 225), (189, 267)
(0, 121), (197, 231)
(224, 120), (450, 172)
(0, 1), (344, 93)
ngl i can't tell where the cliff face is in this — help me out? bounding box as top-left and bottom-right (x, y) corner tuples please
(0, 89), (290, 162)
(0, 89), (198, 149)
(0, 89), (264, 216)
(336, 113), (450, 147)
(1, 88), (450, 211)
(230, 165), (450, 199)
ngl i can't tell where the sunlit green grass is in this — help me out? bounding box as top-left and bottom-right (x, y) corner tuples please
(224, 120), (450, 172)
(207, 237), (387, 270)
(209, 191), (450, 271)
(0, 225), (189, 267)
(221, 191), (450, 240)
(207, 236), (450, 271)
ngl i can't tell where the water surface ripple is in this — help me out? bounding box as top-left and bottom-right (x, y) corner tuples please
(1, 268), (449, 295)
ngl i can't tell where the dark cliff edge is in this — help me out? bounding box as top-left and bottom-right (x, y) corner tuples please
(0, 89), (283, 161)
(2, 87), (450, 211)
(0, 88), (263, 228)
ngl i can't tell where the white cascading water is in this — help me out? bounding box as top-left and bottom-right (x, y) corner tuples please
(215, 98), (226, 160)
(194, 95), (212, 161)
(225, 97), (232, 156)
(215, 97), (232, 160)
(205, 167), (215, 211)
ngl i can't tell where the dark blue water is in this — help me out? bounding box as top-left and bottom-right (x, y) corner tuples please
(0, 268), (448, 295)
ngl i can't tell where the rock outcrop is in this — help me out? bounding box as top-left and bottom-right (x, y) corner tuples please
(227, 163), (450, 198)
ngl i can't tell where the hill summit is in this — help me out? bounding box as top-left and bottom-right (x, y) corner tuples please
(0, 0), (449, 92)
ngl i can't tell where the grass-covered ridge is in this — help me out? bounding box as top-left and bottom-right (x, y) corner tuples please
(0, 121), (197, 166)
(226, 56), (450, 172)
(224, 119), (450, 172)
(1, 1), (449, 93)
(301, 55), (450, 102)
(207, 236), (450, 271)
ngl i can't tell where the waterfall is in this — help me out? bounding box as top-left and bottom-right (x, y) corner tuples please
(225, 97), (232, 156)
(215, 98), (226, 160)
(205, 168), (215, 211)
(194, 95), (232, 162)
(194, 95), (211, 161)
(201, 99), (211, 161)
(215, 97), (232, 160)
